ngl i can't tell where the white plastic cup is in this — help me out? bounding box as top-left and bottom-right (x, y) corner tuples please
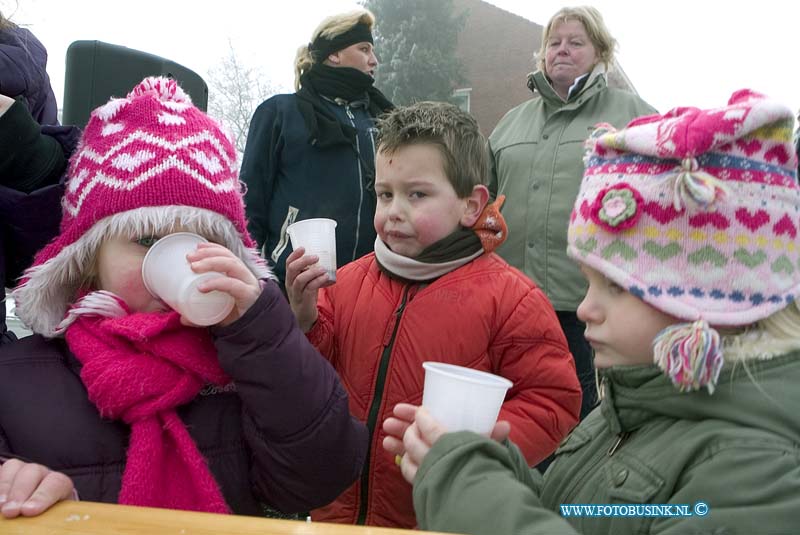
(286, 218), (338, 285)
(141, 232), (235, 326)
(421, 362), (513, 435)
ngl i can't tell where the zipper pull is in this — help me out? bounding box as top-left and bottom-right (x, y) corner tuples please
(607, 431), (629, 457)
(395, 286), (412, 317)
(395, 298), (407, 317)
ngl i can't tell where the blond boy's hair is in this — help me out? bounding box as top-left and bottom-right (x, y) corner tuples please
(376, 101), (487, 197)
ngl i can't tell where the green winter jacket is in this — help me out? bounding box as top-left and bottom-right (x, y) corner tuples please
(489, 70), (656, 310)
(413, 353), (800, 535)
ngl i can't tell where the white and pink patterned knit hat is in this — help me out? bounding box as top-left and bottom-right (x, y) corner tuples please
(567, 89), (800, 393)
(14, 77), (271, 337)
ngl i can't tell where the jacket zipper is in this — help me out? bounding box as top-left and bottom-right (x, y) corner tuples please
(558, 378), (630, 502)
(355, 285), (412, 524)
(534, 86), (595, 295)
(558, 430), (611, 504)
(600, 376), (632, 458)
(345, 105), (365, 262)
(536, 118), (571, 297)
(269, 206), (299, 263)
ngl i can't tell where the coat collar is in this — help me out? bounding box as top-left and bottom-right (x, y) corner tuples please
(598, 351), (800, 444)
(528, 63), (607, 106)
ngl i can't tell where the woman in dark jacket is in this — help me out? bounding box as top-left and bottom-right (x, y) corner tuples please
(240, 8), (393, 286)
(0, 11), (59, 125)
(1, 11), (81, 343)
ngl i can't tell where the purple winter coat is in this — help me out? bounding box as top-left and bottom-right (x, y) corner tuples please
(0, 24), (59, 125)
(0, 282), (368, 514)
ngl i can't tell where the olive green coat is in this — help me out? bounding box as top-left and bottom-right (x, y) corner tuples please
(414, 353), (800, 535)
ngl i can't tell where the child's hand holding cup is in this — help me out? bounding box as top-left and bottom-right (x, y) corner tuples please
(141, 232), (235, 326)
(386, 364), (512, 483)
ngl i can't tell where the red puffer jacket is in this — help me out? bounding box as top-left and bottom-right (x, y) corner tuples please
(307, 252), (581, 528)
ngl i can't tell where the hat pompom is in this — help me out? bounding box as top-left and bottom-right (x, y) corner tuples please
(653, 320), (724, 394)
(128, 76), (191, 104)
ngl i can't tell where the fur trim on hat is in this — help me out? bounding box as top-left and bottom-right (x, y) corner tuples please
(13, 206), (273, 338)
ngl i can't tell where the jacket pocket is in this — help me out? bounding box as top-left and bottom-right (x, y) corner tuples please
(602, 457), (666, 535)
(604, 457), (665, 504)
(270, 206), (299, 263)
(559, 123), (598, 145)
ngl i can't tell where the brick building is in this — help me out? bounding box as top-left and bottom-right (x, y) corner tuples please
(453, 0), (638, 134)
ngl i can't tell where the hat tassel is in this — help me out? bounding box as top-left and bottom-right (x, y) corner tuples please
(653, 319), (724, 394)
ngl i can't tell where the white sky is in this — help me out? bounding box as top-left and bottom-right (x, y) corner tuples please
(4, 0), (799, 118)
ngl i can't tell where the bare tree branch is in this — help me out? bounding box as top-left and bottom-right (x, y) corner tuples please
(206, 40), (281, 159)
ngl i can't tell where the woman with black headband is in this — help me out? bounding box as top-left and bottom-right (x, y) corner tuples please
(241, 9), (393, 288)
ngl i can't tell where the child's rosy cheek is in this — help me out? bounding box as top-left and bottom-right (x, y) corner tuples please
(122, 270), (150, 294)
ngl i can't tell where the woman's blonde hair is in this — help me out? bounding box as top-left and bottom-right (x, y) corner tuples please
(293, 9), (375, 91)
(535, 6), (617, 74)
(0, 10), (16, 30)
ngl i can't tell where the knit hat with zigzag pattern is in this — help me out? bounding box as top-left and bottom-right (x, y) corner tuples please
(14, 77), (270, 337)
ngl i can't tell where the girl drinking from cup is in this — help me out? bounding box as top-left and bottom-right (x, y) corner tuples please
(0, 77), (366, 519)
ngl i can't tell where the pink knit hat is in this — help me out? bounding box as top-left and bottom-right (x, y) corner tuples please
(567, 89), (800, 392)
(14, 77), (271, 336)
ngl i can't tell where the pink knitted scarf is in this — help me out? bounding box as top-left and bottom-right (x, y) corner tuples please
(64, 308), (231, 513)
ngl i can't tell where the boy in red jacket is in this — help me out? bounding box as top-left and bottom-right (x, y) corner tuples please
(286, 101), (581, 528)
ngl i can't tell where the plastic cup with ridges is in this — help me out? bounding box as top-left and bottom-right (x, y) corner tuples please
(287, 218), (338, 285)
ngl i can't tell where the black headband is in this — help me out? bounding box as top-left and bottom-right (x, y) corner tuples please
(310, 22), (373, 63)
